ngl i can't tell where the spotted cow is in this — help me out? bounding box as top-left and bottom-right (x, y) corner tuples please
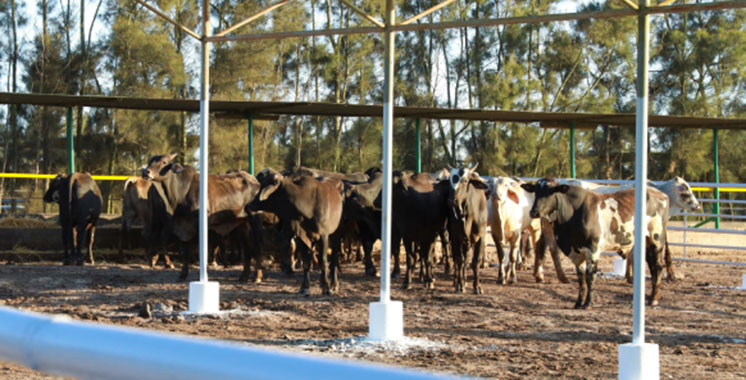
(522, 179), (669, 308)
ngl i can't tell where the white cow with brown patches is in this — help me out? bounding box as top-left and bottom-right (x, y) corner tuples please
(537, 176), (699, 283)
(486, 176), (543, 284)
(522, 179), (670, 309)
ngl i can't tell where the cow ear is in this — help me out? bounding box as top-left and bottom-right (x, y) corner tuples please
(173, 164), (184, 174)
(507, 189), (520, 204)
(259, 177), (281, 201)
(159, 163), (173, 177)
(521, 183), (536, 193)
(557, 184), (570, 194)
(469, 178), (489, 190)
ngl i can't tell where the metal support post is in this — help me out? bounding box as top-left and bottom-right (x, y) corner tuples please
(713, 128), (720, 229)
(369, 0), (403, 341)
(569, 122), (575, 179)
(189, 0), (219, 314)
(67, 107), (75, 174)
(619, 2), (659, 378)
(248, 115), (254, 175)
(415, 118), (421, 173)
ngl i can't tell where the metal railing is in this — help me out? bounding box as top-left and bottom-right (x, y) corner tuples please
(0, 306), (454, 380)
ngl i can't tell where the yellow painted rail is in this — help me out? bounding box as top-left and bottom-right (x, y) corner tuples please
(691, 187), (746, 193)
(0, 173), (131, 181)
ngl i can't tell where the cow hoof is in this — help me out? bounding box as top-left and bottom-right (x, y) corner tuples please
(558, 276), (570, 284)
(298, 288), (310, 296)
(253, 277), (263, 284)
(365, 267), (378, 277)
(473, 286), (483, 295)
(582, 304), (591, 310)
(535, 276), (544, 283)
(322, 289), (332, 296)
(573, 302), (582, 309)
(626, 277), (634, 285)
(401, 283), (412, 290)
(391, 269), (400, 278)
(497, 278), (505, 285)
(239, 275), (250, 283)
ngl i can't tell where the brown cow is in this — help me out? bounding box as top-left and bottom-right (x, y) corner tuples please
(143, 154), (262, 282)
(522, 179), (669, 308)
(122, 177), (175, 268)
(43, 173), (102, 265)
(249, 171), (343, 295)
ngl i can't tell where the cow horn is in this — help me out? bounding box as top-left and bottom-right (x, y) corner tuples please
(168, 153), (178, 161)
(470, 162), (479, 171)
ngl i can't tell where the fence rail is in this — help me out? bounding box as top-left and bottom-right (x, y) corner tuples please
(0, 306), (451, 380)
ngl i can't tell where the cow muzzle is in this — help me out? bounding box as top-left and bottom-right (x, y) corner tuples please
(529, 210), (539, 219)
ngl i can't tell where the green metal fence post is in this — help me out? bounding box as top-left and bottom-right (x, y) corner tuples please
(67, 107), (75, 174)
(248, 114), (254, 175)
(415, 118), (421, 173)
(713, 128), (719, 229)
(570, 122), (576, 179)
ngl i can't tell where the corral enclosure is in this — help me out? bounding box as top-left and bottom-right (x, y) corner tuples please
(0, 228), (743, 379)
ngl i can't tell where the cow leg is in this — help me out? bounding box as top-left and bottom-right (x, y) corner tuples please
(570, 252), (587, 309)
(86, 225), (96, 265)
(492, 230), (506, 285)
(391, 233), (401, 278)
(533, 233), (546, 283)
(73, 222), (85, 266)
(402, 239), (415, 290)
(329, 234), (342, 294)
(421, 241), (436, 290)
(298, 243), (312, 296)
(149, 247), (159, 268)
(471, 236), (484, 295)
(178, 243), (190, 281)
(440, 230), (451, 275)
(582, 255), (598, 310)
(238, 227), (253, 283)
(163, 253), (175, 269)
(452, 241), (464, 292)
(664, 242), (677, 282)
(61, 225), (73, 265)
(363, 239), (377, 277)
(625, 250), (634, 284)
(516, 232), (528, 271)
(542, 221), (570, 284)
(319, 234), (332, 295)
(507, 238), (519, 284)
(647, 243), (664, 306)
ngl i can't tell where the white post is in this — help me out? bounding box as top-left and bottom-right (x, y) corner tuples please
(189, 0), (219, 314)
(369, 0), (403, 341)
(619, 2), (659, 379)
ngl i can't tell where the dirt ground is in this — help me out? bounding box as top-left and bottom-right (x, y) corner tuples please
(0, 242), (744, 379)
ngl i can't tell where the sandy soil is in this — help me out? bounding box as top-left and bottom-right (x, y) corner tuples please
(0, 244), (744, 379)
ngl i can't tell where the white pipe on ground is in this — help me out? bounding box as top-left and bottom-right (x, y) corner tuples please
(0, 306), (451, 380)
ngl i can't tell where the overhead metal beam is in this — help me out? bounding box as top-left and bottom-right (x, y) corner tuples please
(339, 0), (385, 28)
(656, 0), (678, 6)
(132, 0), (200, 40)
(620, 0), (639, 10)
(214, 0), (291, 38)
(399, 0), (457, 26)
(206, 1), (746, 42)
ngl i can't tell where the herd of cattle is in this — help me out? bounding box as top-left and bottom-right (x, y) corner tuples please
(42, 154), (701, 309)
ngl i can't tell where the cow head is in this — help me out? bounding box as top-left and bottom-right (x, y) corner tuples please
(491, 177), (522, 205)
(521, 178), (569, 220)
(258, 172), (284, 202)
(448, 164), (488, 208)
(43, 174), (66, 203)
(143, 153), (183, 181)
(673, 176), (700, 212)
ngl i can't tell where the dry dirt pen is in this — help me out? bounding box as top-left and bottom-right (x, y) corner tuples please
(0, 227), (743, 379)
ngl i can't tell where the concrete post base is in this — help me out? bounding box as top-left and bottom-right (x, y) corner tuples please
(368, 301), (403, 341)
(613, 258), (627, 277)
(188, 281), (220, 314)
(618, 342), (659, 380)
(738, 274), (746, 290)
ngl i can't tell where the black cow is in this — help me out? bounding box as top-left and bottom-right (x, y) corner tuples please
(249, 171), (343, 295)
(446, 166), (489, 294)
(381, 172), (451, 289)
(339, 171), (383, 277)
(43, 173), (102, 265)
